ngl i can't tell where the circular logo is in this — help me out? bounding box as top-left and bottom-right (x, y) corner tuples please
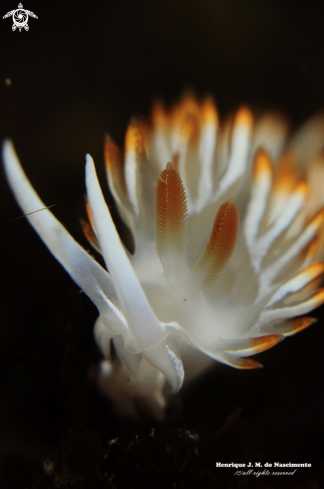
(13, 8), (28, 28)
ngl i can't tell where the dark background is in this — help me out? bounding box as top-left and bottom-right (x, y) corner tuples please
(1, 1), (324, 487)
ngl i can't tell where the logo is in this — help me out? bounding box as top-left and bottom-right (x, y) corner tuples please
(3, 3), (38, 32)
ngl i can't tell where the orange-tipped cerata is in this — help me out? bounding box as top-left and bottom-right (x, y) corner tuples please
(104, 136), (127, 193)
(246, 334), (284, 354)
(80, 218), (100, 253)
(151, 101), (169, 128)
(271, 151), (302, 195)
(201, 97), (218, 125)
(223, 335), (284, 356)
(252, 149), (273, 181)
(302, 235), (321, 261)
(279, 316), (318, 336)
(125, 120), (146, 156)
(155, 162), (188, 256)
(85, 196), (96, 232)
(222, 355), (263, 369)
(194, 198), (239, 288)
(234, 106), (253, 132)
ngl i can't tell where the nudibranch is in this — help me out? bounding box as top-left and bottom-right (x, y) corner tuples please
(3, 95), (324, 418)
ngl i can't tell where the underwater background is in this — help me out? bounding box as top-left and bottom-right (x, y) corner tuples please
(1, 0), (324, 487)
